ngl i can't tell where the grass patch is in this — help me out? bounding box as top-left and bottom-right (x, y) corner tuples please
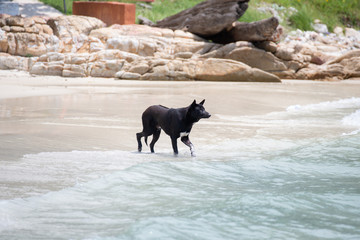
(39, 0), (360, 30)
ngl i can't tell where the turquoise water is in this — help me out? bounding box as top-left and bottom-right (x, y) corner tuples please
(1, 98), (360, 239)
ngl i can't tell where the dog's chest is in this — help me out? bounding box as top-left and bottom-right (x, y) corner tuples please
(180, 131), (190, 137)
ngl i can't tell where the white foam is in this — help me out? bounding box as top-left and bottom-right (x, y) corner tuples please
(342, 109), (360, 127)
(286, 97), (360, 113)
(341, 109), (360, 135)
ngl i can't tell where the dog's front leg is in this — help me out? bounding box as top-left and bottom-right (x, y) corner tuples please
(181, 136), (196, 157)
(171, 136), (178, 155)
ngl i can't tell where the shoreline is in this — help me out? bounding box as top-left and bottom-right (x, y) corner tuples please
(0, 68), (360, 161)
(1, 69), (360, 100)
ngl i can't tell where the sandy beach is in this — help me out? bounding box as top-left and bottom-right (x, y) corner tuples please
(1, 69), (359, 161)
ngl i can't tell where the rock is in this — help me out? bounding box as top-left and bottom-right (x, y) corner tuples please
(224, 45), (288, 72)
(345, 28), (360, 41)
(91, 25), (217, 59)
(200, 41), (254, 59)
(106, 36), (156, 57)
(89, 49), (138, 63)
(175, 52), (193, 59)
(138, 15), (154, 26)
(63, 64), (87, 77)
(312, 22), (328, 34)
(327, 49), (360, 65)
(193, 58), (280, 82)
(333, 26), (344, 36)
(154, 0), (249, 37)
(275, 46), (295, 61)
(0, 29), (8, 52)
(10, 26), (25, 33)
(341, 57), (360, 78)
(47, 16), (105, 54)
(0, 14), (358, 81)
(126, 60), (150, 75)
(116, 71), (142, 80)
(114, 57), (280, 82)
(0, 53), (29, 71)
(211, 17), (279, 44)
(5, 16), (24, 27)
(254, 41), (278, 53)
(48, 16), (105, 40)
(30, 61), (64, 76)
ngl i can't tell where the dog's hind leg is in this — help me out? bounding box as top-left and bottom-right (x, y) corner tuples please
(181, 136), (196, 157)
(136, 132), (144, 152)
(150, 128), (161, 153)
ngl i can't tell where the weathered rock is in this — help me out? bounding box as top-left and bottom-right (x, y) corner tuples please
(91, 25), (218, 58)
(116, 71), (142, 80)
(175, 52), (193, 59)
(333, 26), (344, 36)
(106, 36), (156, 57)
(0, 53), (29, 71)
(0, 29), (8, 52)
(154, 0), (249, 37)
(5, 16), (24, 27)
(226, 46), (288, 72)
(46, 15), (105, 54)
(115, 57), (280, 82)
(63, 63), (87, 77)
(345, 28), (360, 41)
(0, 14), (358, 81)
(327, 49), (360, 65)
(201, 41), (288, 73)
(210, 17), (279, 44)
(294, 50), (360, 80)
(200, 41), (254, 59)
(254, 41), (277, 53)
(193, 58), (281, 82)
(312, 20), (328, 34)
(48, 15), (105, 40)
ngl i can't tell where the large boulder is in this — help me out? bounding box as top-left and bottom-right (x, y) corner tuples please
(47, 15), (105, 40)
(119, 57), (281, 82)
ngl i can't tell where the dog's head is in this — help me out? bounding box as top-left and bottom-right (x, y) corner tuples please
(188, 99), (211, 122)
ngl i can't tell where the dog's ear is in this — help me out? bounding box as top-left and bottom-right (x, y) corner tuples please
(191, 100), (196, 107)
(199, 99), (205, 105)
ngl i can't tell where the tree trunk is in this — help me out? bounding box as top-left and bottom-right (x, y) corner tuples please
(154, 0), (250, 37)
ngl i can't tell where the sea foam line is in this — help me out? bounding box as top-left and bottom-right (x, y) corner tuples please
(286, 97), (360, 113)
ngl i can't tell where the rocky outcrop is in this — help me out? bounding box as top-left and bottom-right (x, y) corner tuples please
(0, 15), (104, 56)
(1, 15), (359, 81)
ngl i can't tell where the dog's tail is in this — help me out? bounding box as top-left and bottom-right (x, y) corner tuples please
(144, 136), (148, 146)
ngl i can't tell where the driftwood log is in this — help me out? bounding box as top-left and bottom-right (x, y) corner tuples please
(151, 0), (279, 44)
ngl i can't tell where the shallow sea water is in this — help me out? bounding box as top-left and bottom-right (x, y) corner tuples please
(1, 84), (360, 239)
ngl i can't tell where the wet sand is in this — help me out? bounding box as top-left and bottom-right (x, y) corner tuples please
(1, 70), (360, 161)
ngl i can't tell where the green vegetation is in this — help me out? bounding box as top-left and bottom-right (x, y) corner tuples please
(40, 0), (360, 31)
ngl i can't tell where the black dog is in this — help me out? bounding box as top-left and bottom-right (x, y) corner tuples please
(136, 100), (211, 156)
